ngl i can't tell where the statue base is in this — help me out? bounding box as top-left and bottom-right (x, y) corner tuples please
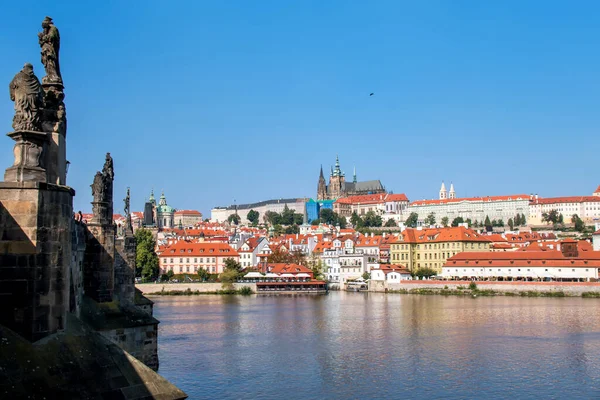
(4, 130), (49, 183)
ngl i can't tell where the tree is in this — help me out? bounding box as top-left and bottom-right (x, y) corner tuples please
(425, 212), (436, 226)
(219, 258), (244, 289)
(520, 213), (527, 226)
(350, 212), (363, 228)
(465, 218), (472, 227)
(227, 213), (240, 225)
(311, 218), (321, 226)
(362, 272), (371, 281)
(197, 268), (209, 282)
(385, 219), (397, 227)
(320, 208), (335, 224)
(167, 269), (174, 280)
(284, 225), (299, 234)
(508, 218), (514, 230)
(337, 216), (348, 229)
(514, 214), (521, 226)
(497, 219), (504, 227)
(405, 212), (419, 228)
(135, 228), (159, 280)
(281, 204), (295, 225)
(558, 213), (564, 225)
(363, 211), (383, 227)
(542, 209), (559, 225)
(484, 215), (492, 229)
(451, 217), (464, 227)
(311, 261), (325, 280)
(247, 209), (259, 225)
(441, 216), (449, 227)
(414, 267), (437, 279)
(572, 214), (585, 232)
(491, 219), (498, 227)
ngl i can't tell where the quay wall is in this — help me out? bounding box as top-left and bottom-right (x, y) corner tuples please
(136, 282), (257, 294)
(372, 280), (600, 295)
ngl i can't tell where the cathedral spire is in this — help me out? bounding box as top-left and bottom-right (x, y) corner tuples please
(353, 166), (357, 184)
(439, 181), (447, 200)
(319, 164), (324, 179)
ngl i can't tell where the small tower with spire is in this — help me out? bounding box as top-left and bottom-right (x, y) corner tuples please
(449, 182), (456, 199)
(317, 165), (327, 200)
(439, 182), (448, 200)
(353, 166), (357, 184)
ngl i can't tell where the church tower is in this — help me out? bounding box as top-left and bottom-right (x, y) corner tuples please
(317, 165), (327, 200)
(329, 155), (346, 199)
(439, 182), (447, 200)
(449, 182), (456, 199)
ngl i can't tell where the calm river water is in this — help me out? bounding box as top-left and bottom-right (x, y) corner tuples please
(152, 292), (600, 399)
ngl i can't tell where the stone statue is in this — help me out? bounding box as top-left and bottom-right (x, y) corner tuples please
(38, 16), (62, 84)
(124, 187), (133, 234)
(91, 153), (114, 203)
(9, 63), (44, 131)
(124, 187), (131, 218)
(91, 172), (105, 203)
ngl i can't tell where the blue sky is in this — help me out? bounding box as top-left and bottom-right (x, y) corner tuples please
(1, 1), (599, 217)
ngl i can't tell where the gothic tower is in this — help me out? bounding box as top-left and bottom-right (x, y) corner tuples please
(317, 165), (327, 200)
(329, 155), (346, 199)
(449, 182), (456, 199)
(439, 181), (447, 200)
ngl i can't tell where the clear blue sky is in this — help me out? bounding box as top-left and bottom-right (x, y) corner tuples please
(1, 1), (599, 217)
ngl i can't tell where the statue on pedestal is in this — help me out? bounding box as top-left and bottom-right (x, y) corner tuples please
(91, 153), (114, 204)
(9, 63), (44, 132)
(38, 16), (62, 84)
(124, 187), (133, 234)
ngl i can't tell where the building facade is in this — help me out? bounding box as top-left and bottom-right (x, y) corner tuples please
(389, 227), (492, 273)
(158, 241), (239, 274)
(211, 198), (307, 224)
(528, 192), (600, 225)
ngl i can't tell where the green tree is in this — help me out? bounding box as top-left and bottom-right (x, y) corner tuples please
(311, 218), (321, 225)
(134, 228), (159, 280)
(281, 204), (295, 225)
(514, 214), (521, 226)
(497, 219), (504, 227)
(465, 218), (472, 227)
(508, 218), (514, 230)
(558, 213), (564, 225)
(362, 272), (371, 281)
(265, 211), (281, 225)
(484, 215), (492, 229)
(415, 267), (437, 279)
(320, 208), (335, 224)
(405, 212), (419, 228)
(441, 216), (449, 227)
(197, 268), (209, 282)
(572, 214), (585, 232)
(542, 209), (559, 225)
(350, 212), (363, 228)
(520, 213), (527, 226)
(166, 269), (174, 280)
(293, 213), (304, 225)
(219, 258), (244, 289)
(425, 212), (436, 226)
(247, 209), (259, 225)
(336, 215), (348, 229)
(284, 225), (300, 234)
(491, 219), (498, 227)
(311, 261), (325, 280)
(385, 219), (397, 227)
(227, 213), (241, 225)
(451, 217), (464, 227)
(363, 211), (383, 227)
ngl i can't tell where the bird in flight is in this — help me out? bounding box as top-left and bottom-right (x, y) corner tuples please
(369, 93), (374, 96)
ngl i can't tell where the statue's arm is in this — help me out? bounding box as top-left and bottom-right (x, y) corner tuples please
(9, 81), (15, 101)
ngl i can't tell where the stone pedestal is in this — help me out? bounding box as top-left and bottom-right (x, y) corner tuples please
(83, 221), (116, 303)
(41, 82), (67, 185)
(0, 181), (74, 342)
(4, 130), (49, 183)
(115, 233), (136, 306)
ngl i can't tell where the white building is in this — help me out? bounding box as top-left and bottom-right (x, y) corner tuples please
(529, 194), (600, 225)
(409, 190), (530, 226)
(211, 198), (307, 224)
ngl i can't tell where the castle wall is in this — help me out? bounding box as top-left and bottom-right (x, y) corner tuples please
(100, 323), (159, 371)
(114, 235), (136, 305)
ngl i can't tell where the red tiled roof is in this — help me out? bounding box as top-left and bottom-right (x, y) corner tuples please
(531, 196), (600, 205)
(174, 209), (202, 216)
(394, 227), (490, 244)
(446, 250), (600, 268)
(411, 194), (529, 206)
(335, 193), (409, 205)
(160, 241), (238, 257)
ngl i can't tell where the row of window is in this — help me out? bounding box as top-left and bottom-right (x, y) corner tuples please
(162, 257), (218, 264)
(161, 266), (217, 273)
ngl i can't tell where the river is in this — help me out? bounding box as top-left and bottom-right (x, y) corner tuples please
(152, 292), (600, 399)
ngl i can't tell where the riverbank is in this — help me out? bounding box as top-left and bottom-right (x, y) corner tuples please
(369, 280), (600, 297)
(136, 282), (257, 295)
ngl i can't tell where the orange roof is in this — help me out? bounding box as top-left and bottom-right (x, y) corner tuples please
(355, 236), (383, 247)
(394, 227), (490, 244)
(335, 193), (409, 205)
(174, 209), (202, 216)
(411, 194), (529, 206)
(266, 263), (312, 275)
(160, 241), (239, 257)
(531, 196), (600, 205)
(595, 185), (600, 194)
(446, 250), (600, 269)
(374, 264), (411, 274)
(313, 242), (333, 253)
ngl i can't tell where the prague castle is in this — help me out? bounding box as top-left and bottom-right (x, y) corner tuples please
(317, 156), (385, 200)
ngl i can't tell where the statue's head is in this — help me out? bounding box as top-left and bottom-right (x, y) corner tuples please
(23, 63), (34, 75)
(42, 16), (53, 29)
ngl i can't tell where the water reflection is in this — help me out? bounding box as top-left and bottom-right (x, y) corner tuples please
(154, 293), (600, 399)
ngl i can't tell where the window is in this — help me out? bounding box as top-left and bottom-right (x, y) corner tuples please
(179, 258), (183, 263)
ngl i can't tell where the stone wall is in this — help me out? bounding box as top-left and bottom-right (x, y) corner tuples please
(114, 234), (136, 305)
(70, 220), (86, 318)
(100, 323), (158, 370)
(83, 222), (115, 302)
(371, 280), (600, 296)
(136, 282), (257, 294)
(0, 182), (74, 342)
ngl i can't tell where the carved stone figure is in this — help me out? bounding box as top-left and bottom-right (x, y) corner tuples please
(91, 171), (105, 203)
(124, 187), (133, 234)
(124, 187), (131, 218)
(9, 63), (44, 131)
(38, 16), (62, 84)
(91, 153), (114, 204)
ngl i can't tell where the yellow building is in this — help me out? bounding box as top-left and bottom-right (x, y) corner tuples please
(390, 227), (491, 273)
